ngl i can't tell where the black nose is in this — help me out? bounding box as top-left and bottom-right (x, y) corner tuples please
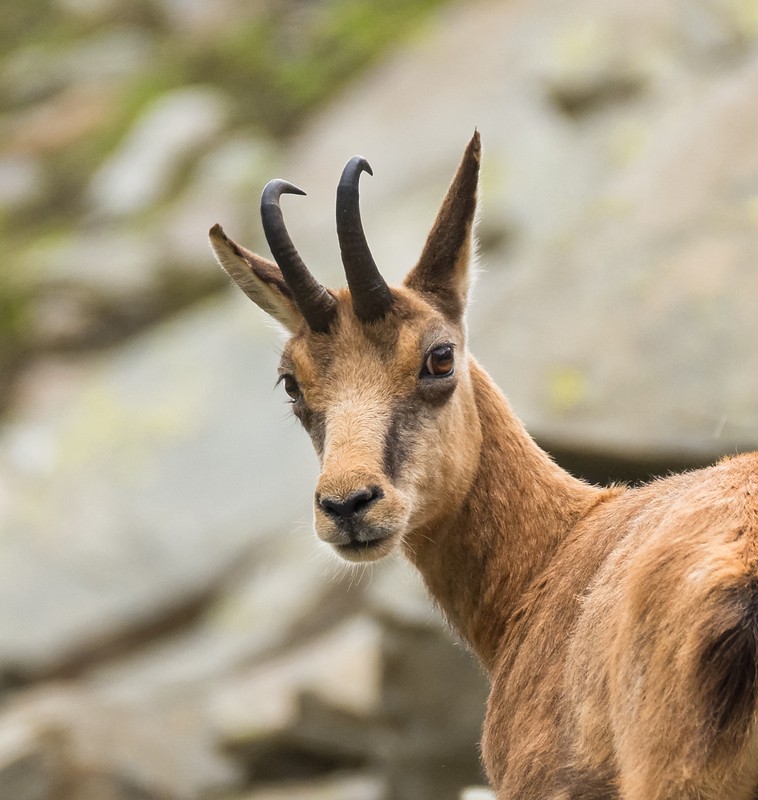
(318, 486), (382, 520)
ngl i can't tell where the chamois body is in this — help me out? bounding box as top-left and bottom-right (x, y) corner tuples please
(209, 133), (758, 799)
(437, 362), (758, 798)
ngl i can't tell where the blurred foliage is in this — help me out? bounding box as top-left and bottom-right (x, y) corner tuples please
(1, 0), (450, 124)
(2, 0), (451, 220)
(0, 0), (452, 408)
(184, 0), (447, 135)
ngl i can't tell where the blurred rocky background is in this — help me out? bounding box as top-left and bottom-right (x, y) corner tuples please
(1, 0), (757, 797)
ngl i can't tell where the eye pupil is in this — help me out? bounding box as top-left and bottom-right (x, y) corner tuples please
(425, 345), (455, 377)
(282, 375), (301, 400)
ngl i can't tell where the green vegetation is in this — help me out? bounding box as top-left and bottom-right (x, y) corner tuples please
(1, 0), (451, 226)
(0, 0), (452, 406)
(184, 0), (447, 135)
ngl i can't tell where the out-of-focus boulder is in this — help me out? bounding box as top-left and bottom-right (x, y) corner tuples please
(261, 0), (758, 462)
(460, 788), (496, 800)
(78, 557), (484, 800)
(211, 611), (486, 799)
(88, 87), (229, 218)
(0, 684), (235, 800)
(2, 27), (154, 107)
(0, 298), (316, 678)
(235, 773), (388, 800)
(0, 155), (44, 210)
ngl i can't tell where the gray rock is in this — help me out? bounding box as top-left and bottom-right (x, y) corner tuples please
(235, 773), (388, 800)
(88, 87), (229, 217)
(2, 28), (154, 105)
(211, 613), (487, 799)
(0, 156), (44, 209)
(0, 684), (235, 799)
(475, 46), (758, 458)
(0, 721), (64, 800)
(10, 135), (275, 353)
(161, 136), (280, 273)
(23, 228), (163, 299)
(256, 0), (758, 460)
(0, 297), (316, 676)
(210, 616), (389, 745)
(82, 537), (360, 699)
(460, 789), (495, 800)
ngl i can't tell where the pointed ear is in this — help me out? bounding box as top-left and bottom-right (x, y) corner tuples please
(404, 131), (480, 320)
(209, 224), (303, 333)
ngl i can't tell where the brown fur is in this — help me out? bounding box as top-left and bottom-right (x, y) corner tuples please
(209, 132), (758, 799)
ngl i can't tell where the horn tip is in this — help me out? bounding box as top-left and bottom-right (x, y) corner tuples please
(348, 156), (373, 178)
(261, 179), (307, 205)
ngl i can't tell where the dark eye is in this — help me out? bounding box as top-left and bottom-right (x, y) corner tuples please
(281, 374), (301, 401)
(423, 344), (455, 377)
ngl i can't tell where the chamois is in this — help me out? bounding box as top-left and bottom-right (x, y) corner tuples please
(209, 132), (758, 799)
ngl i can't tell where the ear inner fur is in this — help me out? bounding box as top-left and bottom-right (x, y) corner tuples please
(208, 223), (303, 332)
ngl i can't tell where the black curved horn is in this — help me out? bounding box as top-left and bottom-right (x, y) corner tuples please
(336, 157), (393, 322)
(261, 179), (336, 333)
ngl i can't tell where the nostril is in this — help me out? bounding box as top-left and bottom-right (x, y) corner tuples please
(318, 486), (383, 520)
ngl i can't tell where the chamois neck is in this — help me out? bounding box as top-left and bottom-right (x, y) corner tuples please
(404, 360), (600, 672)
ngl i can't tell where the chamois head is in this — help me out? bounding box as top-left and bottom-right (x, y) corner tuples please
(210, 133), (482, 562)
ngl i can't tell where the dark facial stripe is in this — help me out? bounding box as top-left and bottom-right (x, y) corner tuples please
(382, 373), (459, 482)
(296, 406), (325, 458)
(383, 400), (422, 483)
(308, 409), (326, 457)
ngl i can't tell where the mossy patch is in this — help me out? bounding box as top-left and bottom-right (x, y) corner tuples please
(180, 0), (450, 136)
(0, 0), (453, 411)
(547, 365), (589, 415)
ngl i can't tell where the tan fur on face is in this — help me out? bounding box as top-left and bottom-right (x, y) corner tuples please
(281, 287), (481, 563)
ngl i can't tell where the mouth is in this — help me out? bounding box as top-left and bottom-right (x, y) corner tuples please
(315, 501), (407, 563)
(335, 537), (386, 557)
(328, 530), (398, 562)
